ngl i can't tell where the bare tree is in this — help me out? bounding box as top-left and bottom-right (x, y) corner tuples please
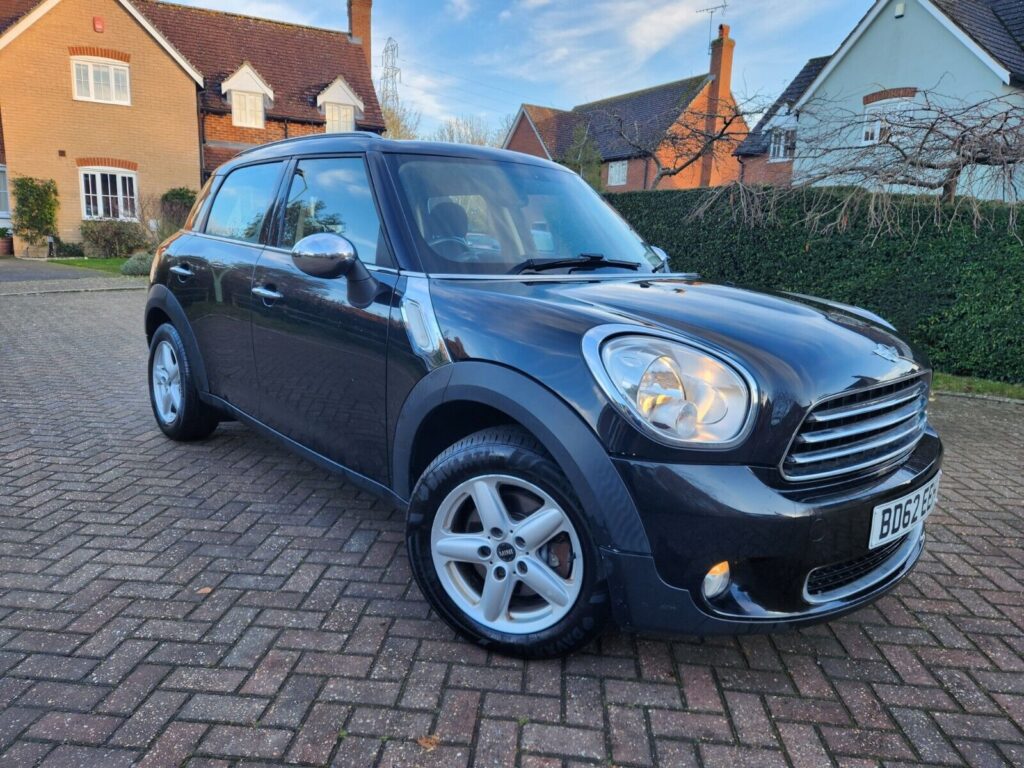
(382, 96), (422, 141)
(431, 114), (503, 147)
(601, 95), (756, 189)
(794, 89), (1024, 205)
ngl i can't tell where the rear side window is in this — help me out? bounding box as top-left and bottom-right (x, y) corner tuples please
(204, 162), (284, 243)
(280, 157), (386, 265)
(184, 176), (216, 231)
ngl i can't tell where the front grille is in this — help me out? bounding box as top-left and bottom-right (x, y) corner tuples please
(806, 535), (907, 597)
(783, 375), (929, 482)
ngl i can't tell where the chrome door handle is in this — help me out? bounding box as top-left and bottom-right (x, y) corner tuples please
(252, 286), (284, 301)
(169, 264), (193, 277)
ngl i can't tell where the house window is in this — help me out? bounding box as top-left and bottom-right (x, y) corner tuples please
(607, 161), (628, 187)
(0, 166), (8, 215)
(72, 58), (131, 105)
(862, 100), (913, 145)
(232, 91), (265, 128)
(80, 168), (138, 220)
(325, 103), (355, 133)
(769, 129), (797, 161)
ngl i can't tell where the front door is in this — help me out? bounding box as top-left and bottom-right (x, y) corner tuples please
(166, 161), (286, 415)
(251, 156), (395, 484)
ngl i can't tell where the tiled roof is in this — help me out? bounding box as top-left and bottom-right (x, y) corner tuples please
(0, 0), (383, 130)
(524, 76), (711, 162)
(133, 1), (383, 129)
(933, 0), (1024, 83)
(735, 55), (831, 157)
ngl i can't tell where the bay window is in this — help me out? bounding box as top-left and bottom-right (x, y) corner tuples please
(72, 58), (131, 105)
(80, 168), (138, 220)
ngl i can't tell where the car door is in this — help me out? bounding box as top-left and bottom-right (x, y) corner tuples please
(250, 155), (397, 484)
(166, 161), (286, 416)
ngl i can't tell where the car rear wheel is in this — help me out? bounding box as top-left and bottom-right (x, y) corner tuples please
(148, 323), (218, 441)
(407, 426), (608, 658)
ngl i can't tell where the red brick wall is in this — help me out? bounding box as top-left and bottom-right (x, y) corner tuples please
(739, 155), (793, 187)
(203, 112), (325, 145)
(505, 115), (548, 159)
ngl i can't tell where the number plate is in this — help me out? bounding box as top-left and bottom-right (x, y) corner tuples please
(869, 472), (941, 549)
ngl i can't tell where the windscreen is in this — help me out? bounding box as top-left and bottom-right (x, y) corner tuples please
(387, 154), (662, 275)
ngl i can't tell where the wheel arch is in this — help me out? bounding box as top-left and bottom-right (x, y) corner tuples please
(145, 284), (209, 394)
(392, 361), (651, 556)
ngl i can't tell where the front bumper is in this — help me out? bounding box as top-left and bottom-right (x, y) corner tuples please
(602, 430), (942, 634)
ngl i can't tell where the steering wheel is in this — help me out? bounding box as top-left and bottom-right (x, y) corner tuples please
(429, 236), (478, 263)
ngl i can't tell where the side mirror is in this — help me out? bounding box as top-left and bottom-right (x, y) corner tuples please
(291, 232), (378, 308)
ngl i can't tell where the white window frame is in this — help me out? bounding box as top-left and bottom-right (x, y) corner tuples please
(324, 103), (355, 133)
(607, 160), (628, 187)
(0, 165), (9, 215)
(79, 167), (139, 221)
(231, 91), (265, 129)
(862, 99), (914, 146)
(769, 128), (797, 162)
(71, 57), (131, 106)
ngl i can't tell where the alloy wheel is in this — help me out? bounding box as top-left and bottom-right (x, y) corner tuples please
(151, 340), (183, 425)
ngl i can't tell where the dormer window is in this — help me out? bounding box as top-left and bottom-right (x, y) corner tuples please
(232, 92), (265, 128)
(317, 76), (364, 134)
(221, 62), (274, 129)
(72, 58), (131, 105)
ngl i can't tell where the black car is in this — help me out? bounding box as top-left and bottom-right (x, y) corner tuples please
(145, 133), (942, 658)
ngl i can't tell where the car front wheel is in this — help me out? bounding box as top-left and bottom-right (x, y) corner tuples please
(148, 323), (218, 441)
(407, 426), (608, 658)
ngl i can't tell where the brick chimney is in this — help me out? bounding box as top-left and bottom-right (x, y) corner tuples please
(701, 24), (735, 187)
(348, 0), (372, 71)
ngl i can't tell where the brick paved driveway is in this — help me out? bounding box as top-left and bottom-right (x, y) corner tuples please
(0, 280), (1022, 767)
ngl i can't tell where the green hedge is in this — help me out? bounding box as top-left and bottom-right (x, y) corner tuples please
(608, 188), (1024, 384)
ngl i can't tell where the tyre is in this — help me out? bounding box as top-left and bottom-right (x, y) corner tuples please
(148, 323), (219, 441)
(407, 426), (609, 658)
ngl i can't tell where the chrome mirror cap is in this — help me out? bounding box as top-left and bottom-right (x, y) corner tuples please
(291, 233), (357, 279)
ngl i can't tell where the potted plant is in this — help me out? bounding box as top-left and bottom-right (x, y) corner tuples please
(0, 227), (11, 256)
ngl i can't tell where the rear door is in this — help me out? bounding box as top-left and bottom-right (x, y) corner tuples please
(165, 161), (286, 416)
(251, 155), (396, 483)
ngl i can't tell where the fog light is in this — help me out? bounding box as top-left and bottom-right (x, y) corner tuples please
(702, 561), (731, 599)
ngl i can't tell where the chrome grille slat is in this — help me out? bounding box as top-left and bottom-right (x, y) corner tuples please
(796, 396), (925, 444)
(783, 375), (929, 482)
(806, 383), (926, 423)
(788, 414), (927, 465)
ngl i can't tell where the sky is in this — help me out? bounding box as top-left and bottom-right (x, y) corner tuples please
(170, 0), (875, 135)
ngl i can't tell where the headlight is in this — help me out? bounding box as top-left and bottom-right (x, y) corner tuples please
(589, 333), (755, 447)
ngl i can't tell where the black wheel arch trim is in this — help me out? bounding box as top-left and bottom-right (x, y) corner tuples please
(392, 360), (652, 557)
(145, 284), (209, 394)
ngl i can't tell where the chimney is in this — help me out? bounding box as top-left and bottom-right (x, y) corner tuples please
(348, 0), (372, 71)
(701, 24), (735, 187)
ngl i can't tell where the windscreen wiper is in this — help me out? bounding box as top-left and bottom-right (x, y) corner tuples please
(510, 253), (643, 275)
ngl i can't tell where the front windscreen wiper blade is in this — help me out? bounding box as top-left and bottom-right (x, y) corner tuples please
(510, 253), (643, 275)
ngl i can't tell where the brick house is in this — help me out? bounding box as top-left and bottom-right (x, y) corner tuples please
(503, 25), (745, 191)
(0, 0), (383, 250)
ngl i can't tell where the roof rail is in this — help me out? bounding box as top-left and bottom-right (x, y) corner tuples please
(235, 130), (384, 157)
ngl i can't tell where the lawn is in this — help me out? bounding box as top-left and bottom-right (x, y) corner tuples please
(933, 372), (1024, 401)
(51, 258), (129, 276)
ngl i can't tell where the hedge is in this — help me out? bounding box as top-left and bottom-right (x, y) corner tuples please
(608, 188), (1024, 384)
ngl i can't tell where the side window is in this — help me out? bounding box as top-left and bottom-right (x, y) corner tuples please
(184, 176), (217, 231)
(281, 157), (384, 265)
(204, 162), (283, 243)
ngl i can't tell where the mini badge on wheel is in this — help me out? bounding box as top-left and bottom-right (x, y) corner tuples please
(496, 542), (516, 561)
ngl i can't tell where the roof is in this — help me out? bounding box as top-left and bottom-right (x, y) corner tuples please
(735, 56), (831, 157)
(0, 0), (383, 130)
(932, 0), (1024, 83)
(518, 75), (712, 162)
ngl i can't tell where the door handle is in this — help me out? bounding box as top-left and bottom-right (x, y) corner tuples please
(169, 264), (193, 277)
(252, 285), (284, 301)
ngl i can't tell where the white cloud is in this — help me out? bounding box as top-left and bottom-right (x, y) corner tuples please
(446, 0), (474, 21)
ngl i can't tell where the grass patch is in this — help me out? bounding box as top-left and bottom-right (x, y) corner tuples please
(50, 258), (130, 276)
(933, 372), (1024, 401)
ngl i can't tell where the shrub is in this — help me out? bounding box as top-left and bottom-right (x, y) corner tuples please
(80, 219), (150, 259)
(161, 187), (197, 230)
(608, 187), (1024, 384)
(54, 239), (86, 259)
(121, 250), (154, 276)
(0, 227), (10, 239)
(12, 177), (58, 246)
